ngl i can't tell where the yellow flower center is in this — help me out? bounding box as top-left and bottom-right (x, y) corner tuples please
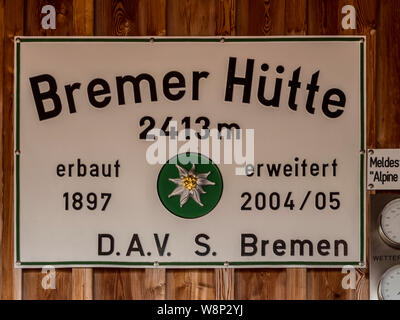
(182, 175), (198, 191)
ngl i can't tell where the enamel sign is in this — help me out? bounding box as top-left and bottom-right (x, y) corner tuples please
(368, 149), (400, 190)
(15, 37), (365, 268)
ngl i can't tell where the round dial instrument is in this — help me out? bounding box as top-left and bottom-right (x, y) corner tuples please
(379, 199), (400, 249)
(378, 265), (400, 300)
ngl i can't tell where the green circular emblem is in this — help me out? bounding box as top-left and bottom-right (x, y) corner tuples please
(157, 153), (223, 219)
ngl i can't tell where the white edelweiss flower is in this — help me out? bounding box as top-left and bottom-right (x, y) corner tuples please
(168, 164), (215, 207)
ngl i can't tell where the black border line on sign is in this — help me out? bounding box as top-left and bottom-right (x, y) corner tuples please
(15, 37), (366, 268)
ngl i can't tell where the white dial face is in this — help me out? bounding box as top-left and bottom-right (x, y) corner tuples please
(380, 199), (400, 247)
(379, 265), (400, 300)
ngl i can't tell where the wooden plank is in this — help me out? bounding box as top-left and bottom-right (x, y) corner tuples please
(235, 0), (287, 300)
(359, 26), (376, 301)
(0, 0), (4, 297)
(144, 268), (166, 300)
(307, 0), (349, 301)
(96, 0), (166, 36)
(214, 0), (236, 300)
(166, 0), (228, 299)
(20, 0), (79, 300)
(308, 269), (352, 300)
(23, 269), (71, 300)
(138, 0), (166, 36)
(24, 0), (73, 36)
(329, 0), (377, 301)
(286, 268), (307, 300)
(94, 268), (145, 299)
(285, 0), (307, 35)
(366, 31), (377, 150)
(216, 0), (235, 36)
(371, 0), (400, 301)
(215, 268), (234, 300)
(94, 0), (112, 35)
(376, 0), (400, 148)
(307, 0), (339, 35)
(307, 0), (377, 300)
(354, 0), (377, 300)
(73, 0), (94, 36)
(167, 0), (217, 36)
(235, 269), (286, 299)
(71, 0), (94, 301)
(93, 0), (167, 300)
(95, 0), (138, 36)
(284, 0), (308, 300)
(1, 0), (24, 300)
(166, 269), (216, 299)
(236, 0), (285, 36)
(72, 269), (93, 300)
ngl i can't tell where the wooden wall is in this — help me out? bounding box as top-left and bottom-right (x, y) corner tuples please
(0, 0), (398, 300)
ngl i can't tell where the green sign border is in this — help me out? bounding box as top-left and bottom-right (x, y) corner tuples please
(15, 36), (366, 268)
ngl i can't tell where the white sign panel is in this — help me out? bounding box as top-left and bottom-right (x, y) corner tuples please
(15, 37), (365, 268)
(368, 149), (400, 190)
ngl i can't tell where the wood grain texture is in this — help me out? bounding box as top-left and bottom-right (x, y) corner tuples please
(165, 0), (223, 300)
(0, 0), (4, 297)
(214, 0), (236, 300)
(23, 269), (71, 300)
(307, 0), (377, 300)
(284, 1), (308, 300)
(144, 269), (166, 300)
(93, 0), (167, 300)
(21, 0), (94, 300)
(167, 0), (217, 36)
(360, 6), (377, 299)
(236, 0), (285, 36)
(94, 268), (145, 299)
(167, 269), (216, 299)
(95, 0), (139, 35)
(216, 268), (234, 299)
(235, 269), (286, 299)
(286, 268), (307, 300)
(307, 0), (339, 35)
(71, 0), (94, 302)
(0, 0), (23, 300)
(24, 0), (73, 36)
(285, 0), (307, 35)
(334, 0), (377, 301)
(372, 0), (400, 301)
(138, 0), (166, 36)
(235, 0), (287, 300)
(139, 1), (167, 299)
(1, 0), (24, 300)
(376, 0), (400, 148)
(354, 0), (377, 301)
(21, 0), (73, 299)
(73, 0), (94, 35)
(166, 0), (237, 300)
(217, 0), (235, 36)
(72, 269), (93, 300)
(308, 269), (353, 300)
(96, 0), (166, 36)
(306, 0), (350, 300)
(166, 0), (218, 299)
